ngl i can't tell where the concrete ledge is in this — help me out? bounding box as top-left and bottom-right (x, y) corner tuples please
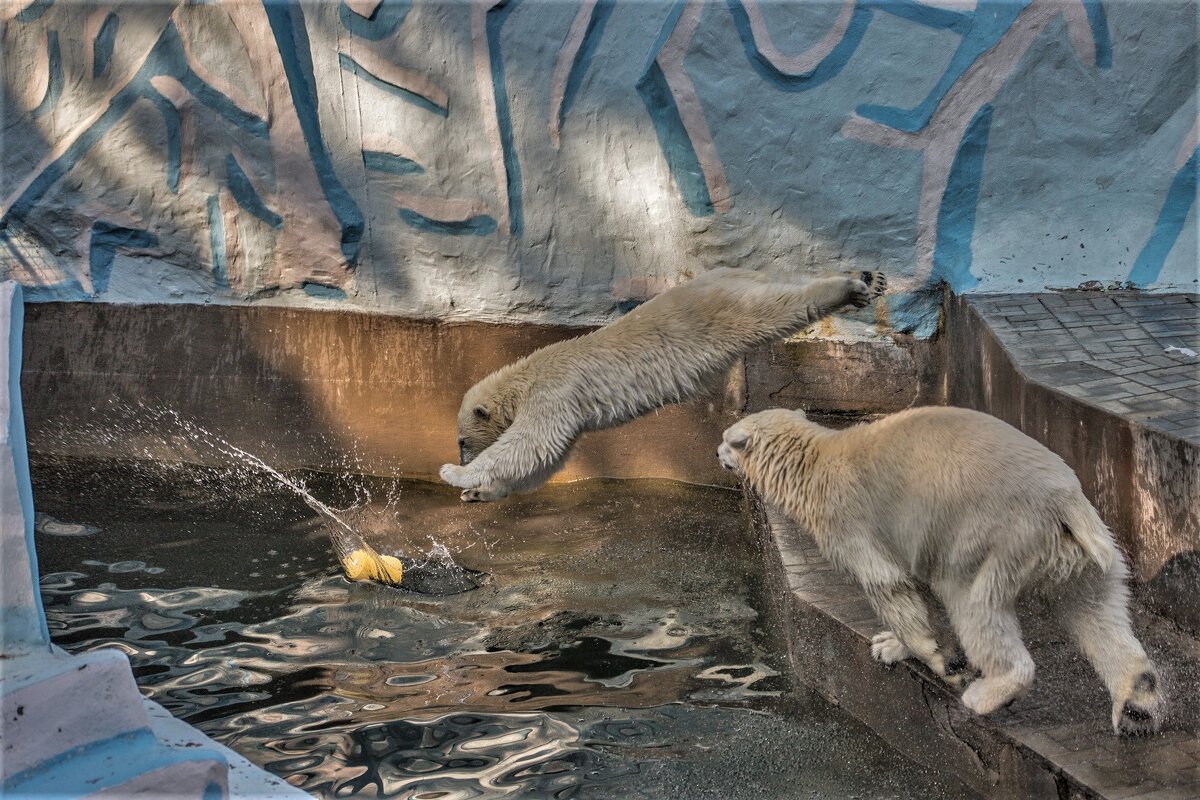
(748, 493), (1200, 800)
(745, 334), (945, 415)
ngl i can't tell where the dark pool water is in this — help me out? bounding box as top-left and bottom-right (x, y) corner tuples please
(32, 457), (970, 799)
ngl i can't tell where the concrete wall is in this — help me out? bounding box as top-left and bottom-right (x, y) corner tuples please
(2, 1), (1196, 336)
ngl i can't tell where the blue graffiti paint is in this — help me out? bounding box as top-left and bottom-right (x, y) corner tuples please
(338, 53), (448, 116)
(933, 103), (993, 292)
(362, 150), (424, 175)
(301, 281), (348, 299)
(4, 20), (274, 225)
(338, 0), (410, 41)
(5, 89), (140, 224)
(265, 1), (364, 262)
(485, 0), (524, 236)
(638, 0), (713, 217)
(559, 0), (615, 133)
(1082, 0), (1112, 69)
(638, 62), (714, 216)
(144, 89), (182, 193)
(1127, 148), (1198, 287)
(177, 77), (268, 139)
(31, 30), (62, 119)
(93, 12), (119, 78)
(225, 154), (283, 229)
(15, 0), (52, 23)
(89, 222), (158, 294)
(206, 195), (228, 288)
(399, 208), (498, 236)
(886, 290), (942, 338)
(867, 0), (970, 32)
(135, 24), (270, 139)
(726, 0), (873, 90)
(856, 1), (1026, 134)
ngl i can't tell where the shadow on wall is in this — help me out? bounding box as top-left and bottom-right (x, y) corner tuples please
(4, 1), (1194, 323)
(20, 302), (743, 488)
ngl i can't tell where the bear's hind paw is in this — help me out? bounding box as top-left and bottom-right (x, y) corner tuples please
(1113, 670), (1164, 736)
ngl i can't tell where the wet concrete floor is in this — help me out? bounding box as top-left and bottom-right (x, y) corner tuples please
(32, 457), (973, 798)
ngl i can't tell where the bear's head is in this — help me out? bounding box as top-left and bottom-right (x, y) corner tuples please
(718, 408), (809, 475)
(455, 371), (518, 464)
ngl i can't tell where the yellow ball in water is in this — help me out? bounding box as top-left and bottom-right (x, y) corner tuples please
(376, 555), (404, 584)
(342, 549), (404, 585)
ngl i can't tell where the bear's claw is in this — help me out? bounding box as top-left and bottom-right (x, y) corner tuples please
(860, 270), (887, 298)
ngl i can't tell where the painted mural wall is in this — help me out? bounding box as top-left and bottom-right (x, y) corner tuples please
(1, 0), (1196, 337)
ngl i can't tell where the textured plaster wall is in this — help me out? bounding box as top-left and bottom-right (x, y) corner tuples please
(1, 0), (1196, 336)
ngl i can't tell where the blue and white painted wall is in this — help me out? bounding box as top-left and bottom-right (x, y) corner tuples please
(1, 0), (1196, 337)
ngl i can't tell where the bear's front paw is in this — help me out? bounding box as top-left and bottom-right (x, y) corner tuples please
(846, 272), (887, 308)
(846, 279), (873, 308)
(440, 463), (477, 489)
(870, 631), (910, 665)
(461, 484), (510, 503)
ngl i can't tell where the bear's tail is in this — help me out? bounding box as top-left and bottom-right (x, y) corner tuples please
(1057, 497), (1118, 574)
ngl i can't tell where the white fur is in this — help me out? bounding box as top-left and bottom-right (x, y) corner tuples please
(442, 268), (884, 502)
(720, 406), (1164, 735)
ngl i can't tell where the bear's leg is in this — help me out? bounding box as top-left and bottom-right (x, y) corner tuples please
(441, 405), (577, 502)
(944, 573), (1035, 716)
(1054, 565), (1164, 735)
(756, 274), (886, 337)
(862, 581), (952, 683)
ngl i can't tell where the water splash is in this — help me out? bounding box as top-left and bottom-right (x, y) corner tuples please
(47, 402), (483, 594)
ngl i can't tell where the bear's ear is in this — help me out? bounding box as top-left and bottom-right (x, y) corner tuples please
(727, 430), (750, 450)
(472, 405), (490, 421)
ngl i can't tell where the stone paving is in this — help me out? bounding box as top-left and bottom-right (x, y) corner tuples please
(967, 293), (1200, 444)
(760, 503), (1200, 800)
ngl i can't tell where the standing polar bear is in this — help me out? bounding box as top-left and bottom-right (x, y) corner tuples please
(441, 268), (885, 502)
(718, 406), (1164, 735)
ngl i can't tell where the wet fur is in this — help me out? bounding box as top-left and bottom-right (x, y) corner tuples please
(719, 406), (1164, 735)
(441, 268), (885, 502)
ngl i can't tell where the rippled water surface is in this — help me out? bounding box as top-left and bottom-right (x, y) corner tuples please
(33, 458), (968, 799)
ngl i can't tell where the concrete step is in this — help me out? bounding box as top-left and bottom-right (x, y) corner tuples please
(3, 725), (227, 798)
(2, 648), (155, 777)
(749, 498), (1200, 800)
(1, 646), (232, 798)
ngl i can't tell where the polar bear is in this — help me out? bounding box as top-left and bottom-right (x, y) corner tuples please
(718, 406), (1164, 735)
(440, 268), (885, 502)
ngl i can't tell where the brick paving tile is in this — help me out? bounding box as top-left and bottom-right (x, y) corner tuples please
(969, 291), (1199, 442)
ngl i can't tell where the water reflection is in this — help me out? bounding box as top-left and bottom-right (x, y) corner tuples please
(33, 459), (966, 799)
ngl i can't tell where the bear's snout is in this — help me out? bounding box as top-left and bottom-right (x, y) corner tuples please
(717, 442), (738, 472)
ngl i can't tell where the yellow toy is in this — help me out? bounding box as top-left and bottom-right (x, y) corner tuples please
(341, 546), (404, 586)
